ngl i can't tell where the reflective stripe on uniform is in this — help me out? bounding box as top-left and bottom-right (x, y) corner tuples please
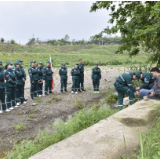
(120, 75), (125, 81)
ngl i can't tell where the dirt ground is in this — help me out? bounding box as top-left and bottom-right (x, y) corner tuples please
(0, 66), (124, 158)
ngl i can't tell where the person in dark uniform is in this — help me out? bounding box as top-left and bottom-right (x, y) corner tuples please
(135, 72), (156, 91)
(17, 60), (27, 103)
(78, 59), (85, 92)
(92, 63), (101, 93)
(14, 61), (24, 106)
(43, 61), (53, 95)
(28, 60), (38, 100)
(0, 61), (8, 112)
(71, 63), (80, 94)
(37, 62), (43, 97)
(114, 72), (138, 110)
(59, 63), (68, 93)
(5, 62), (18, 110)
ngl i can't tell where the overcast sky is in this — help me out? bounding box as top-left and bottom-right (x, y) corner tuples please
(0, 1), (113, 44)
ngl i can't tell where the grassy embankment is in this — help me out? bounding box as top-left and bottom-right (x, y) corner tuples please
(0, 43), (149, 71)
(5, 91), (118, 159)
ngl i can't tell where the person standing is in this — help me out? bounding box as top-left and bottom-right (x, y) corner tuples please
(37, 62), (43, 97)
(17, 60), (27, 103)
(92, 63), (101, 93)
(28, 60), (38, 100)
(71, 63), (80, 94)
(5, 62), (18, 110)
(113, 72), (138, 110)
(14, 61), (24, 105)
(78, 59), (85, 92)
(59, 63), (68, 93)
(43, 61), (53, 95)
(0, 61), (8, 112)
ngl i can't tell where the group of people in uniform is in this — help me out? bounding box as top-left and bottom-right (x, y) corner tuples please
(114, 69), (158, 110)
(0, 59), (102, 113)
(1, 57), (157, 113)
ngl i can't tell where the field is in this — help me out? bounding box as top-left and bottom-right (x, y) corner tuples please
(0, 43), (149, 70)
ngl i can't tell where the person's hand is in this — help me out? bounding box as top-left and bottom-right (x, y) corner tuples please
(23, 79), (25, 82)
(136, 87), (140, 91)
(136, 91), (139, 96)
(32, 81), (34, 83)
(149, 92), (154, 96)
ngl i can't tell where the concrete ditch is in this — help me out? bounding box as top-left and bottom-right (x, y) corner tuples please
(30, 99), (160, 159)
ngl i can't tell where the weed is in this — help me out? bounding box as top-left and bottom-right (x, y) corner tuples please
(14, 122), (26, 132)
(47, 95), (62, 104)
(34, 97), (42, 103)
(67, 100), (72, 104)
(28, 115), (37, 118)
(76, 98), (85, 109)
(105, 92), (118, 104)
(87, 86), (92, 90)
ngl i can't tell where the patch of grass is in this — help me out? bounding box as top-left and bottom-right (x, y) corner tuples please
(87, 86), (92, 90)
(105, 92), (118, 104)
(67, 100), (72, 104)
(136, 110), (160, 159)
(14, 122), (26, 133)
(6, 104), (117, 159)
(34, 97), (42, 103)
(76, 99), (85, 109)
(28, 115), (37, 118)
(47, 95), (62, 104)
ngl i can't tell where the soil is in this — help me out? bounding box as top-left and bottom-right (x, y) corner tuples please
(0, 66), (123, 158)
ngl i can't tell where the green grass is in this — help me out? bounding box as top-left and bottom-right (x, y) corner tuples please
(14, 122), (26, 133)
(104, 91), (118, 104)
(46, 95), (62, 104)
(34, 97), (42, 103)
(28, 115), (37, 118)
(76, 98), (85, 109)
(136, 111), (160, 159)
(5, 103), (117, 159)
(0, 44), (150, 71)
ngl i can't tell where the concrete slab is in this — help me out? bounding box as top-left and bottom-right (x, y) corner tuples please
(30, 99), (160, 159)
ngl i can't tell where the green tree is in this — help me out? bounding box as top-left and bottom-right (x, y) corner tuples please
(0, 38), (4, 43)
(64, 34), (70, 41)
(10, 39), (16, 45)
(90, 1), (160, 66)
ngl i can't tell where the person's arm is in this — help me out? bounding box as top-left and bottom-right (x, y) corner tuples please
(140, 75), (150, 89)
(28, 68), (33, 82)
(71, 69), (73, 76)
(126, 77), (136, 92)
(99, 68), (101, 79)
(59, 68), (61, 76)
(43, 67), (46, 80)
(23, 67), (26, 80)
(5, 72), (16, 84)
(91, 68), (94, 80)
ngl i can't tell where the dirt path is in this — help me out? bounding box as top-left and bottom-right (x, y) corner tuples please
(0, 66), (123, 158)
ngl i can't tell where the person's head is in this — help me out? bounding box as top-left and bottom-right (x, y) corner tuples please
(6, 62), (13, 69)
(95, 62), (98, 68)
(75, 63), (79, 68)
(135, 72), (143, 81)
(132, 73), (137, 80)
(150, 67), (160, 77)
(17, 60), (23, 66)
(61, 63), (65, 68)
(47, 61), (51, 67)
(15, 61), (21, 68)
(79, 59), (82, 65)
(0, 61), (2, 69)
(30, 60), (36, 67)
(38, 62), (43, 68)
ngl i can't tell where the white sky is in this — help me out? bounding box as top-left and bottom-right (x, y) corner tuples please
(0, 1), (114, 44)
